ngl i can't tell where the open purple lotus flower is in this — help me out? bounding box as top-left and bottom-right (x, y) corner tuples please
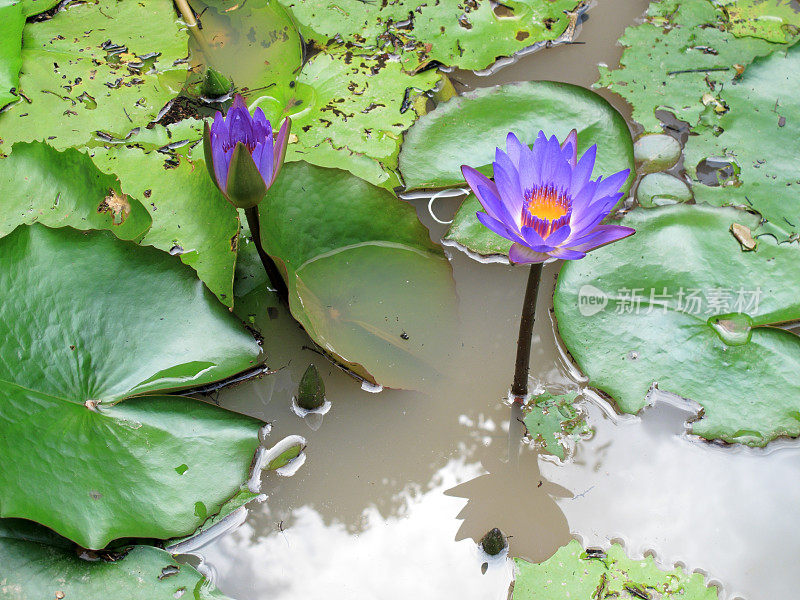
(203, 94), (290, 209)
(462, 130), (635, 264)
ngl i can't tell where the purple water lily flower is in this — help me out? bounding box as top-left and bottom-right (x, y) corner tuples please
(461, 130), (635, 264)
(203, 93), (290, 209)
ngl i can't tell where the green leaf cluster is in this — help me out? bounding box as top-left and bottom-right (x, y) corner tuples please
(513, 540), (718, 599)
(597, 0), (800, 239)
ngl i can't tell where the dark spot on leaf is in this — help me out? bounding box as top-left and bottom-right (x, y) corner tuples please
(158, 565), (180, 580)
(515, 30), (530, 41)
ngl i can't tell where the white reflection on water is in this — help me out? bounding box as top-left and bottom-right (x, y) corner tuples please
(200, 459), (514, 600)
(541, 393), (800, 600)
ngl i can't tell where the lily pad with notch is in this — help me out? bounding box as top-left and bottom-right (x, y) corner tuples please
(554, 204), (800, 446)
(0, 224), (265, 548)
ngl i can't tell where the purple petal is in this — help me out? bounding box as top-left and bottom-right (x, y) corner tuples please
(549, 247), (586, 260)
(569, 197), (618, 235)
(560, 129), (578, 167)
(568, 225), (635, 252)
(214, 145), (233, 193)
(538, 134), (566, 188)
(519, 226), (549, 251)
(492, 160), (524, 217)
(251, 140), (274, 186)
(569, 179), (599, 217)
(252, 107), (272, 141)
(543, 224), (571, 247)
(227, 96), (255, 147)
(271, 117), (291, 185)
(477, 211), (525, 245)
(595, 169), (630, 198)
(462, 165), (496, 196)
(505, 132), (527, 168)
(571, 144), (596, 194)
(519, 132), (547, 191)
(509, 243), (550, 264)
(477, 183), (516, 228)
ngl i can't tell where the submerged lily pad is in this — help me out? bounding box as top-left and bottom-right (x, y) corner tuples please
(0, 519), (232, 599)
(522, 392), (588, 460)
(258, 162), (458, 389)
(683, 43), (800, 240)
(89, 137), (240, 308)
(554, 205), (800, 446)
(411, 82), (632, 258)
(278, 0), (583, 71)
(186, 0), (302, 102)
(513, 540), (718, 599)
(0, 0), (187, 154)
(1, 141), (152, 241)
(0, 224), (264, 548)
(0, 0), (24, 109)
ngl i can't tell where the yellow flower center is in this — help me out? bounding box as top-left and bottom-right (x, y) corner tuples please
(525, 187), (568, 221)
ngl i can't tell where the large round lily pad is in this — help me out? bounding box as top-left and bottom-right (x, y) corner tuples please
(554, 204), (800, 446)
(258, 162), (458, 389)
(399, 80), (633, 191)
(0, 519), (231, 599)
(0, 224), (264, 548)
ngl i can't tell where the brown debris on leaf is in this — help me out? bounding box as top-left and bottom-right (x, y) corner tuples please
(730, 222), (757, 251)
(97, 190), (131, 225)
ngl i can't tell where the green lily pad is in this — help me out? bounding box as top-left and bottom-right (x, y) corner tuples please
(19, 0), (60, 17)
(513, 540), (718, 599)
(683, 43), (800, 240)
(714, 0), (800, 43)
(0, 0), (24, 109)
(1, 141), (152, 241)
(258, 162), (458, 389)
(0, 519), (231, 599)
(522, 392), (589, 460)
(444, 194), (513, 258)
(256, 48), (439, 190)
(400, 80), (633, 191)
(89, 138), (240, 308)
(553, 204), (800, 446)
(0, 224), (264, 548)
(278, 0), (582, 71)
(0, 0), (187, 154)
(596, 0), (788, 134)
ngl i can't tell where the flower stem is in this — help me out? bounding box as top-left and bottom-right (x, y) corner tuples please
(244, 206), (288, 301)
(510, 262), (544, 401)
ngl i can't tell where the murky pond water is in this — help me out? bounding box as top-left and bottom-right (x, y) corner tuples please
(189, 1), (800, 598)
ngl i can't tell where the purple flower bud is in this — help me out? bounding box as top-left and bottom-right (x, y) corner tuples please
(461, 130), (635, 264)
(204, 94), (291, 209)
